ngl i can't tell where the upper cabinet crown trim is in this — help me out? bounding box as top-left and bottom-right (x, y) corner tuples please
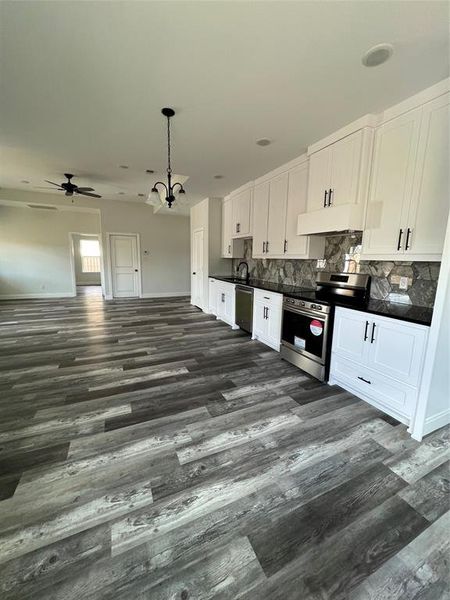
(226, 180), (254, 199)
(307, 114), (379, 156)
(380, 77), (450, 125)
(253, 153), (309, 186)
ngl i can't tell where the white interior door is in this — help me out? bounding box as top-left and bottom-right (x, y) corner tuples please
(191, 228), (204, 309)
(110, 234), (140, 298)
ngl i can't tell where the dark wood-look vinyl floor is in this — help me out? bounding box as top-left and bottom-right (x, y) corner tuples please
(0, 286), (448, 600)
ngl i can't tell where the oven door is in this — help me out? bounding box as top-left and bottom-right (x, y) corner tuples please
(281, 305), (329, 364)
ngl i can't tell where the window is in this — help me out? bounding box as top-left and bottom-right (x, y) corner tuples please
(79, 238), (101, 273)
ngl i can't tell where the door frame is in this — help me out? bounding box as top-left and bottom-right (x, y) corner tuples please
(69, 232), (106, 298)
(105, 232), (142, 299)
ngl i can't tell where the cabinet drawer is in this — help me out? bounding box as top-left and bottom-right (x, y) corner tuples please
(330, 354), (417, 422)
(254, 288), (283, 309)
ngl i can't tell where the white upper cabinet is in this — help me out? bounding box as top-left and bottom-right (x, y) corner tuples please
(329, 130), (363, 207)
(231, 187), (252, 238)
(307, 146), (332, 212)
(267, 172), (289, 256)
(362, 92), (449, 261)
(252, 160), (325, 260)
(252, 181), (270, 258)
(221, 198), (244, 259)
(405, 93), (450, 257)
(298, 125), (374, 235)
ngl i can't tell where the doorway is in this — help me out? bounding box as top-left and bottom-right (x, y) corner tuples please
(69, 233), (105, 297)
(108, 233), (141, 298)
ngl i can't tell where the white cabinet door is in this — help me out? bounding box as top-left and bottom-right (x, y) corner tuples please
(285, 162), (310, 257)
(406, 93), (450, 258)
(265, 304), (282, 351)
(362, 107), (422, 257)
(222, 199), (233, 257)
(252, 182), (270, 258)
(267, 172), (289, 257)
(252, 299), (268, 341)
(307, 146), (331, 212)
(232, 188), (252, 238)
(367, 317), (428, 387)
(329, 130), (362, 207)
(332, 307), (371, 364)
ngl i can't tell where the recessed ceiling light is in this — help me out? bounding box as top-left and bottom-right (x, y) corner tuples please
(145, 169), (155, 174)
(119, 165), (129, 169)
(117, 192), (125, 195)
(21, 180), (30, 184)
(214, 175), (224, 179)
(256, 138), (271, 147)
(137, 193), (145, 197)
(362, 43), (394, 67)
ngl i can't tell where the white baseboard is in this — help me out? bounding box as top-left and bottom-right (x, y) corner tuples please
(140, 292), (190, 298)
(422, 409), (450, 437)
(0, 292), (76, 300)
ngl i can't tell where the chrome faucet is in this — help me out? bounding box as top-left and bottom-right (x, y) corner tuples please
(237, 261), (249, 282)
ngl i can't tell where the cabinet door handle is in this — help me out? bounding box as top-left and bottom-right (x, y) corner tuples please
(266, 241), (269, 253)
(221, 293), (225, 303)
(323, 190), (328, 208)
(357, 376), (372, 385)
(397, 229), (403, 251)
(237, 223), (240, 233)
(370, 323), (376, 343)
(262, 241), (266, 253)
(266, 306), (269, 319)
(228, 244), (231, 254)
(192, 272), (196, 275)
(328, 189), (333, 206)
(363, 320), (369, 341)
(405, 228), (412, 250)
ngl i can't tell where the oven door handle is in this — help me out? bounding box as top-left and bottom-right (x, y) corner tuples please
(283, 305), (328, 320)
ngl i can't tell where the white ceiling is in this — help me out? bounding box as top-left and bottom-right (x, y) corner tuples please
(0, 1), (448, 209)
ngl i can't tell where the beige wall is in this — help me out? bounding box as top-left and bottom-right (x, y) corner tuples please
(0, 204), (100, 297)
(0, 189), (190, 298)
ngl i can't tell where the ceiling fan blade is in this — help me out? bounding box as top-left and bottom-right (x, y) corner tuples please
(35, 186), (62, 190)
(44, 180), (63, 187)
(76, 187), (95, 192)
(77, 190), (102, 198)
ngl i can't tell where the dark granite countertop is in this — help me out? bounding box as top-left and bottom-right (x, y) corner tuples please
(341, 299), (433, 327)
(210, 275), (433, 327)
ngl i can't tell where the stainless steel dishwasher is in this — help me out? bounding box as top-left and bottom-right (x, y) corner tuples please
(235, 285), (253, 334)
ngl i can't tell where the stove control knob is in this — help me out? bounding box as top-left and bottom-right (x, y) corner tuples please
(300, 301), (305, 307)
(315, 305), (322, 311)
(311, 303), (316, 309)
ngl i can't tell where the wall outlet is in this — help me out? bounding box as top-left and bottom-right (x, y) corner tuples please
(399, 276), (409, 290)
(316, 259), (327, 269)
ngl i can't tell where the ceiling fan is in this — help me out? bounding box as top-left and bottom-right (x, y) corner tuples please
(37, 173), (101, 199)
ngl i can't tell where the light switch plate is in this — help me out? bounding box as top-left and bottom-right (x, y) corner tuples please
(399, 276), (409, 290)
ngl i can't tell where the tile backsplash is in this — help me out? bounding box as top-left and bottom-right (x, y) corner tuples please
(232, 234), (440, 308)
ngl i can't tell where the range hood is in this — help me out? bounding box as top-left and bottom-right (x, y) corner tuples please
(297, 204), (365, 236)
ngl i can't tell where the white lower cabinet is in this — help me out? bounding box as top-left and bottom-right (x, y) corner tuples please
(252, 289), (283, 351)
(330, 307), (428, 425)
(215, 281), (236, 328)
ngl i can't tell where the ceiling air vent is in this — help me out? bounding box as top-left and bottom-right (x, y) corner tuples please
(27, 204), (58, 210)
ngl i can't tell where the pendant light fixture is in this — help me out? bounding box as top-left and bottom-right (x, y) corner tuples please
(146, 108), (186, 209)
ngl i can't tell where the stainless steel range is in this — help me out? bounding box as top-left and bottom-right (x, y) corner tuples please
(280, 273), (370, 381)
